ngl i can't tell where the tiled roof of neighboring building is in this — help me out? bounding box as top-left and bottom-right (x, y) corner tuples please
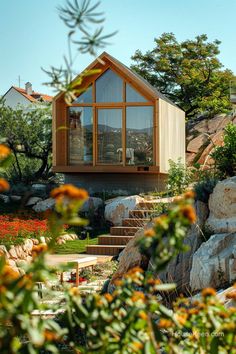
(12, 86), (53, 103)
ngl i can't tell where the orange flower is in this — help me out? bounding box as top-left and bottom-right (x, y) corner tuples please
(126, 267), (144, 276)
(2, 265), (19, 281)
(201, 287), (216, 297)
(113, 279), (123, 287)
(104, 293), (113, 303)
(51, 184), (88, 201)
(179, 205), (196, 224)
(131, 291), (145, 303)
(44, 330), (59, 342)
(176, 313), (188, 325)
(226, 290), (236, 301)
(188, 308), (199, 315)
(139, 310), (148, 321)
(158, 319), (173, 328)
(0, 145), (10, 160)
(184, 190), (196, 200)
(144, 228), (155, 237)
(147, 278), (161, 286)
(0, 179), (10, 193)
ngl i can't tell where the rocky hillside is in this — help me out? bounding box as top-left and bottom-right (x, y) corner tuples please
(109, 176), (236, 295)
(186, 112), (236, 167)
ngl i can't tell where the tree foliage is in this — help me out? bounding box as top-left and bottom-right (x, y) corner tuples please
(0, 102), (52, 182)
(211, 122), (236, 177)
(131, 33), (234, 119)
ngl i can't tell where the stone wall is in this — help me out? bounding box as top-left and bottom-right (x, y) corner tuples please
(65, 173), (167, 196)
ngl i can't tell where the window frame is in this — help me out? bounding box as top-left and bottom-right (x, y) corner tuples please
(67, 67), (156, 168)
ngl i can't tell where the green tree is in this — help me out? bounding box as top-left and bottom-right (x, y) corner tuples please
(0, 102), (52, 182)
(131, 33), (234, 119)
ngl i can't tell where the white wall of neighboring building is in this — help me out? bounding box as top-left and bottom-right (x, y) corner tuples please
(3, 87), (32, 109)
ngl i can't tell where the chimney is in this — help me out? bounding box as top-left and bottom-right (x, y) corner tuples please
(25, 82), (32, 95)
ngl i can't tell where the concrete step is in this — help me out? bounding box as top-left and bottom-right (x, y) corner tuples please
(122, 218), (149, 227)
(129, 209), (155, 218)
(86, 245), (125, 256)
(110, 226), (141, 236)
(98, 235), (133, 245)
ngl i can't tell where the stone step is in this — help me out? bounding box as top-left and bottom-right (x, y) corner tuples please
(86, 245), (125, 256)
(129, 209), (155, 218)
(98, 235), (133, 245)
(110, 226), (141, 236)
(137, 198), (173, 210)
(122, 218), (149, 227)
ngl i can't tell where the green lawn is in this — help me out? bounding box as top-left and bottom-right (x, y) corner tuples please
(54, 238), (98, 254)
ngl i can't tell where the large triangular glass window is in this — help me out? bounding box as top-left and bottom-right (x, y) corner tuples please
(74, 85), (93, 103)
(96, 69), (123, 102)
(126, 83), (147, 102)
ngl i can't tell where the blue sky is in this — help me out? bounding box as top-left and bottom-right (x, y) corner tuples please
(0, 0), (235, 96)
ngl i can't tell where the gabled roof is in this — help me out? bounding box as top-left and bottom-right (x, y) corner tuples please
(3, 86), (53, 103)
(54, 51), (178, 108)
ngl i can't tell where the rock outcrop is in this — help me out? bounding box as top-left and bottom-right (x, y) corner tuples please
(186, 113), (235, 167)
(205, 176), (236, 233)
(105, 195), (144, 226)
(190, 232), (236, 291)
(32, 198), (55, 212)
(157, 201), (209, 292)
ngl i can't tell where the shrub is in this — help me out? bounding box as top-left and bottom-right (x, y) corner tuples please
(167, 158), (192, 196)
(192, 165), (220, 203)
(211, 122), (236, 177)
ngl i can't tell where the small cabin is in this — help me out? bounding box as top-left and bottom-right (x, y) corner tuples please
(52, 52), (185, 195)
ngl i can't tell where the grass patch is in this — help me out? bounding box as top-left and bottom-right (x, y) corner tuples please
(54, 238), (98, 254)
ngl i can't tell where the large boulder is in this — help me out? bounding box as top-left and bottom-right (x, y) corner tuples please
(26, 197), (42, 207)
(190, 232), (236, 292)
(33, 198), (55, 213)
(157, 201), (209, 293)
(0, 194), (10, 203)
(105, 195), (144, 226)
(80, 197), (104, 213)
(206, 177), (236, 233)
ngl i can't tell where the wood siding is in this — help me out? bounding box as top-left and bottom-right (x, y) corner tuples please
(158, 98), (185, 173)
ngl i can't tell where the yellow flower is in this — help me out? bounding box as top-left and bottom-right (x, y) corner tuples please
(201, 287), (216, 297)
(0, 145), (10, 160)
(0, 178), (10, 193)
(144, 228), (155, 237)
(51, 184), (88, 201)
(69, 287), (80, 296)
(131, 341), (144, 350)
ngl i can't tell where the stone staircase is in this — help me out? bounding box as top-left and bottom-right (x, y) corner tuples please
(86, 200), (160, 256)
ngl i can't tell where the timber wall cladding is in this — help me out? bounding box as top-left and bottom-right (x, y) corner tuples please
(159, 98), (186, 174)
